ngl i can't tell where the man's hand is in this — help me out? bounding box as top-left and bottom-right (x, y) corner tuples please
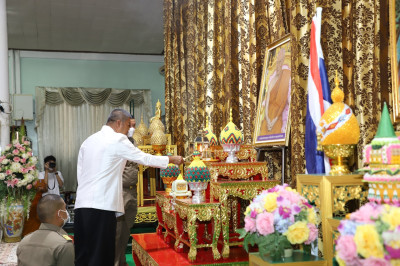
(168, 156), (184, 165)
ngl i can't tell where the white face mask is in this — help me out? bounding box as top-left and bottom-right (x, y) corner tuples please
(127, 127), (135, 137)
(58, 209), (70, 227)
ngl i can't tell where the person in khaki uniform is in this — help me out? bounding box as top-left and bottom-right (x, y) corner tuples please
(115, 119), (139, 266)
(17, 194), (74, 266)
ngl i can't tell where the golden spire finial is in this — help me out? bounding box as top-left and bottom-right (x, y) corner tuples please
(331, 70), (344, 103)
(230, 108), (233, 122)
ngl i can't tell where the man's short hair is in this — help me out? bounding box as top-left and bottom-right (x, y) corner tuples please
(106, 109), (132, 124)
(44, 155), (56, 164)
(37, 194), (64, 223)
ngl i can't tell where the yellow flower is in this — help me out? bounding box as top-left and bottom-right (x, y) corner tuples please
(391, 259), (400, 266)
(244, 206), (251, 216)
(335, 256), (346, 266)
(263, 192), (278, 212)
(307, 207), (317, 225)
(285, 187), (297, 193)
(382, 207), (400, 230)
(284, 221), (309, 244)
(354, 224), (384, 259)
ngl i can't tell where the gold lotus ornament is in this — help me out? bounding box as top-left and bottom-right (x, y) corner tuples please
(148, 118), (165, 135)
(317, 71), (360, 175)
(151, 129), (167, 155)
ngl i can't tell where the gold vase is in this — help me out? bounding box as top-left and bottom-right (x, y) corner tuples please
(322, 144), (355, 175)
(161, 176), (177, 194)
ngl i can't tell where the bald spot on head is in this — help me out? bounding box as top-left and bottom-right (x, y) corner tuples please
(37, 194), (64, 223)
(106, 109), (132, 125)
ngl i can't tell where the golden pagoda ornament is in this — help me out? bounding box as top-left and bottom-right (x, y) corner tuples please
(317, 71), (360, 175)
(148, 100), (165, 135)
(136, 113), (148, 137)
(219, 108), (244, 163)
(150, 129), (167, 155)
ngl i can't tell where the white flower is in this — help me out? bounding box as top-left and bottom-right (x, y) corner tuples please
(4, 145), (11, 151)
(29, 157), (37, 165)
(24, 173), (34, 182)
(10, 162), (22, 172)
(1, 159), (9, 165)
(21, 153), (28, 159)
(12, 139), (18, 145)
(0, 173), (5, 180)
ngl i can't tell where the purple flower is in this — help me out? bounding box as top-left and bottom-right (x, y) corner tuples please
(279, 206), (291, 219)
(338, 220), (358, 236)
(250, 210), (257, 219)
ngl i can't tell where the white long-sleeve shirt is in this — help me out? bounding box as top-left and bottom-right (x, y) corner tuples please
(74, 125), (169, 215)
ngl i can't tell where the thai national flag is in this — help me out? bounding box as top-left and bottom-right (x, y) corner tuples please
(305, 7), (332, 174)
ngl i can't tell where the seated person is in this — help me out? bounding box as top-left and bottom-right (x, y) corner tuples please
(17, 194), (74, 266)
(39, 155), (64, 196)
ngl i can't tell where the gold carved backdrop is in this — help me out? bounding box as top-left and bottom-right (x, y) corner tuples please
(164, 0), (390, 186)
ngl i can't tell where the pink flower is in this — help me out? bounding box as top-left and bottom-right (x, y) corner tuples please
(279, 189), (302, 204)
(26, 184), (32, 190)
(6, 180), (15, 187)
(21, 168), (29, 174)
(12, 178), (19, 185)
(279, 206), (291, 219)
(250, 210), (257, 219)
(336, 235), (358, 265)
(15, 144), (22, 149)
(20, 147), (26, 153)
(361, 257), (390, 266)
(350, 203), (383, 223)
(21, 158), (26, 163)
(13, 157), (20, 162)
(6, 170), (12, 175)
(244, 216), (257, 233)
(23, 141), (30, 145)
(305, 223), (318, 244)
(0, 155), (5, 161)
(27, 152), (32, 156)
(12, 149), (19, 155)
(256, 212), (275, 236)
(386, 246), (400, 259)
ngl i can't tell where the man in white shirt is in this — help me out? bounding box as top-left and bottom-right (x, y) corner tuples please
(38, 155), (64, 196)
(74, 109), (183, 266)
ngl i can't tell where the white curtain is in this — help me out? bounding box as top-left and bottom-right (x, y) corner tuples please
(35, 87), (152, 191)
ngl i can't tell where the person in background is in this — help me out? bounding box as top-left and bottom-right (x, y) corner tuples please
(39, 155), (64, 196)
(17, 194), (74, 266)
(115, 118), (138, 266)
(74, 109), (184, 266)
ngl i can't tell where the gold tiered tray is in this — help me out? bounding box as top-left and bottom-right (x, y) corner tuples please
(205, 161), (269, 181)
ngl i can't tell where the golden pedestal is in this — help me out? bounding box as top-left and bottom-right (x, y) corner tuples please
(296, 174), (367, 266)
(322, 144), (355, 175)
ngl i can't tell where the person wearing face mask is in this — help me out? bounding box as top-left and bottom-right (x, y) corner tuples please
(17, 194), (74, 266)
(115, 118), (139, 266)
(74, 109), (184, 266)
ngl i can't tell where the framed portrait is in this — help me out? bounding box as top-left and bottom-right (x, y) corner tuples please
(390, 0), (400, 123)
(253, 35), (291, 146)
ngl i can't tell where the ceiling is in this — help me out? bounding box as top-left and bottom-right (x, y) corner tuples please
(6, 0), (164, 55)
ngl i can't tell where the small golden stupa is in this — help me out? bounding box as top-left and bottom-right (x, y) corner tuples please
(136, 113), (148, 137)
(318, 71), (360, 175)
(219, 109), (244, 145)
(132, 130), (144, 146)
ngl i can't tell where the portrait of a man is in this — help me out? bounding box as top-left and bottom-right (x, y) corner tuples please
(254, 37), (291, 146)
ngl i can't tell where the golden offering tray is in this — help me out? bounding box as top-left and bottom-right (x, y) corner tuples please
(213, 144), (257, 162)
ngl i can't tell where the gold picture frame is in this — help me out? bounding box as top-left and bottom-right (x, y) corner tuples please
(390, 0), (400, 123)
(253, 35), (291, 146)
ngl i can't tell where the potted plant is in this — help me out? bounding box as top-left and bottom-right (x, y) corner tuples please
(335, 202), (400, 265)
(237, 184), (319, 261)
(0, 137), (38, 242)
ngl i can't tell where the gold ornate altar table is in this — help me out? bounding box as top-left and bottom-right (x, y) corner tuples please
(155, 191), (175, 242)
(210, 180), (279, 258)
(296, 174), (367, 266)
(174, 198), (221, 262)
(206, 161), (269, 181)
(213, 145), (258, 162)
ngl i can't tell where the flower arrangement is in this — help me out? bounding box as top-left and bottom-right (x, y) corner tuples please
(335, 203), (400, 265)
(0, 137), (39, 219)
(237, 184), (319, 259)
